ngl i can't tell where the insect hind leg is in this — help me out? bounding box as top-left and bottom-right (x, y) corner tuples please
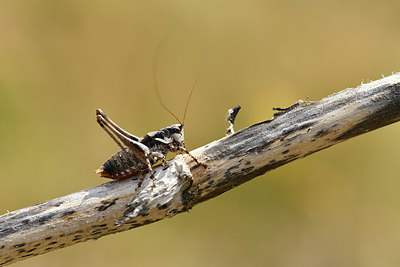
(96, 109), (140, 141)
(97, 115), (142, 173)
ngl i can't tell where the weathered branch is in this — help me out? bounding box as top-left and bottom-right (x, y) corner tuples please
(1, 73), (400, 266)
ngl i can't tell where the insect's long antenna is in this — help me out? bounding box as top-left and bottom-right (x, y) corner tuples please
(182, 29), (219, 125)
(153, 35), (183, 125)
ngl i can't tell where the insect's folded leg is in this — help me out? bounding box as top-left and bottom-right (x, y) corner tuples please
(96, 109), (140, 141)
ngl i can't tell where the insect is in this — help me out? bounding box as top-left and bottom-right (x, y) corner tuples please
(95, 36), (214, 189)
(95, 109), (205, 188)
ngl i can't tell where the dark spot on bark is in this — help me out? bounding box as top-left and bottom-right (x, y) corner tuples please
(224, 164), (240, 179)
(93, 224), (108, 228)
(21, 253), (35, 258)
(287, 133), (301, 142)
(167, 209), (178, 217)
(314, 128), (330, 138)
(241, 166), (255, 173)
(284, 154), (299, 160)
(208, 180), (214, 185)
(59, 243), (66, 247)
(245, 161), (251, 165)
(26, 248), (36, 253)
(60, 230), (83, 237)
(204, 174), (213, 181)
(181, 189), (197, 209)
(36, 213), (56, 224)
(45, 247), (54, 251)
(61, 210), (76, 217)
(1, 245), (4, 249)
(190, 163), (202, 171)
(269, 159), (276, 164)
(33, 243), (41, 247)
(158, 203), (171, 210)
(252, 140), (274, 152)
(54, 201), (64, 207)
(282, 149), (289, 154)
(281, 122), (316, 138)
(45, 236), (52, 240)
(123, 205), (149, 217)
(91, 228), (106, 234)
(204, 184), (213, 190)
(13, 243), (25, 248)
(1, 258), (15, 265)
(98, 198), (119, 211)
(48, 241), (57, 245)
(90, 231), (102, 236)
(17, 249), (26, 253)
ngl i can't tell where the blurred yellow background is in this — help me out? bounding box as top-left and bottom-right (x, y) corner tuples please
(1, 0), (400, 266)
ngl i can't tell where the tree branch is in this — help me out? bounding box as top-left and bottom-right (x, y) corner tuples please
(1, 73), (400, 266)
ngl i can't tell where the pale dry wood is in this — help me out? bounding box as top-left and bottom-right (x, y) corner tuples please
(1, 73), (400, 266)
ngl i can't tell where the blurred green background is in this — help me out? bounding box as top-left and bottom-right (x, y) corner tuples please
(1, 0), (400, 266)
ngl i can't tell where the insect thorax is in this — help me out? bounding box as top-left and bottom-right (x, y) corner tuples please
(141, 124), (184, 151)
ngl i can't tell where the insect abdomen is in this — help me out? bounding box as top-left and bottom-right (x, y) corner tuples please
(95, 147), (145, 179)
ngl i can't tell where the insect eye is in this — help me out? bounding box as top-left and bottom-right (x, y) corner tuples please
(172, 133), (182, 142)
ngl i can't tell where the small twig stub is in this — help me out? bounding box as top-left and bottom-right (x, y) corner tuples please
(226, 105), (241, 135)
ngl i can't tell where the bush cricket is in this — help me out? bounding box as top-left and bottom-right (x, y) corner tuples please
(95, 109), (205, 189)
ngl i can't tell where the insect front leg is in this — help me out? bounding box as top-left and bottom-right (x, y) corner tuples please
(149, 151), (167, 168)
(180, 147), (207, 168)
(142, 151), (157, 188)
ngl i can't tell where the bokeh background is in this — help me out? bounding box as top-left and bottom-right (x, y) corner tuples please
(1, 1), (400, 266)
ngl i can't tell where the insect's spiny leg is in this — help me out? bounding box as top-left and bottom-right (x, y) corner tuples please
(135, 172), (147, 191)
(97, 118), (125, 151)
(134, 154), (156, 191)
(144, 153), (157, 188)
(96, 109), (140, 141)
(97, 114), (147, 160)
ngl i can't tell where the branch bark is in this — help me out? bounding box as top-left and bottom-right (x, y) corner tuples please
(1, 73), (400, 266)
